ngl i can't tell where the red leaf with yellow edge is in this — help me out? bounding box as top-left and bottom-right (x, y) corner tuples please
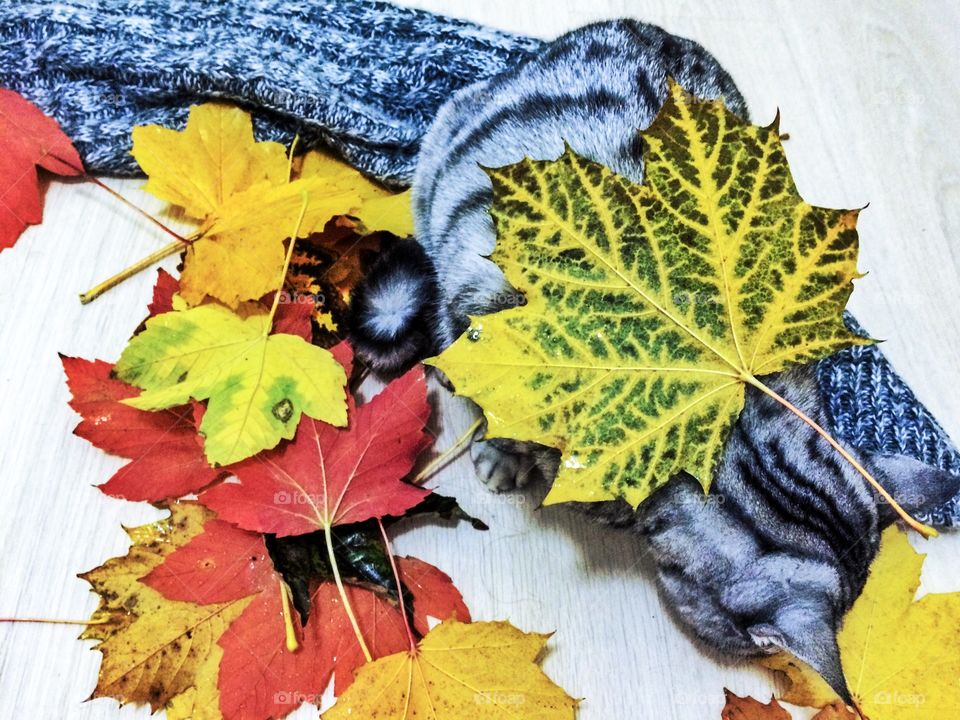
(310, 581), (410, 696)
(144, 519), (328, 720)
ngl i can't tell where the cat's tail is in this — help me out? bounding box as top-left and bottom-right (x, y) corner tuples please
(348, 237), (442, 375)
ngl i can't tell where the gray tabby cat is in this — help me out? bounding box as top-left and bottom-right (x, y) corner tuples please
(348, 19), (960, 705)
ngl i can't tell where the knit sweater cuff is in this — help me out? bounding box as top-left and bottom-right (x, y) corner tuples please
(0, 0), (541, 184)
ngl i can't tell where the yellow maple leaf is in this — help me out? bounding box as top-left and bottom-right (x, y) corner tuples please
(763, 527), (960, 718)
(131, 103), (288, 220)
(80, 504), (251, 712)
(179, 179), (362, 307)
(429, 81), (871, 509)
(324, 619), (578, 720)
(114, 302), (347, 466)
(131, 105), (411, 308)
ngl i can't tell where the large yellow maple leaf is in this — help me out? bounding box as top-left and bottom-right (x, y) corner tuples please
(131, 104), (412, 308)
(764, 527), (960, 718)
(324, 619), (578, 720)
(430, 81), (871, 508)
(80, 504), (251, 712)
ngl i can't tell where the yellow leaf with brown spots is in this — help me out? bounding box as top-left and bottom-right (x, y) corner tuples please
(80, 504), (252, 712)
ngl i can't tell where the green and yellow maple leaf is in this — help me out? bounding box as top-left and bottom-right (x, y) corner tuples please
(80, 504), (251, 712)
(430, 81), (871, 508)
(114, 302), (347, 466)
(764, 527), (960, 718)
(131, 105), (412, 308)
(324, 619), (578, 720)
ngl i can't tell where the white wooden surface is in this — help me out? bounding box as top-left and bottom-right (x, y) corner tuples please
(2, 2), (959, 718)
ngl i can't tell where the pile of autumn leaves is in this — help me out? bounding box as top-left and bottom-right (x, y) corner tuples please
(52, 104), (578, 719)
(7, 81), (960, 719)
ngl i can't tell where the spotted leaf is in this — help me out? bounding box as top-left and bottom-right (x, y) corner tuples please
(430, 81), (871, 508)
(114, 302), (347, 466)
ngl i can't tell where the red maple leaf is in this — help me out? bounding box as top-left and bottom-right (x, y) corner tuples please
(0, 89), (82, 250)
(397, 556), (471, 636)
(308, 581), (410, 696)
(62, 356), (221, 501)
(199, 362), (432, 536)
(143, 518), (409, 719)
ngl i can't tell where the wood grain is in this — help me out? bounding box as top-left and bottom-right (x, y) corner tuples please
(1, 2), (958, 718)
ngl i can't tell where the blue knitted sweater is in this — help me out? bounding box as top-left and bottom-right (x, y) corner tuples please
(2, 0), (957, 524)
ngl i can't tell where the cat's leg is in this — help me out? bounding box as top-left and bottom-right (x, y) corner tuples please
(637, 476), (765, 654)
(470, 417), (559, 492)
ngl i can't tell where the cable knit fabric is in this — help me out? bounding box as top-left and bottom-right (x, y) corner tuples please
(1, 0), (957, 524)
(0, 0), (541, 186)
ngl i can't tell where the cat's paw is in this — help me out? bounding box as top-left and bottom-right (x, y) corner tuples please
(471, 437), (537, 492)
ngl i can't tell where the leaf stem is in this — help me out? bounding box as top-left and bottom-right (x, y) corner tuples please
(323, 523), (372, 662)
(377, 518), (417, 652)
(267, 190), (309, 332)
(83, 174), (190, 244)
(79, 238), (187, 304)
(411, 417), (483, 486)
(745, 375), (936, 538)
(0, 616), (109, 626)
(286, 135), (300, 181)
(279, 582), (300, 652)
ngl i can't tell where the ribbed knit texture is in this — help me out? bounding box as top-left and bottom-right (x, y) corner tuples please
(2, 0), (957, 524)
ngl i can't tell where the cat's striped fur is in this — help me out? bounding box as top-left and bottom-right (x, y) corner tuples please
(348, 19), (960, 705)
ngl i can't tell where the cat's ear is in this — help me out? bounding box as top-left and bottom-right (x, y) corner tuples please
(748, 607), (852, 706)
(864, 452), (960, 526)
